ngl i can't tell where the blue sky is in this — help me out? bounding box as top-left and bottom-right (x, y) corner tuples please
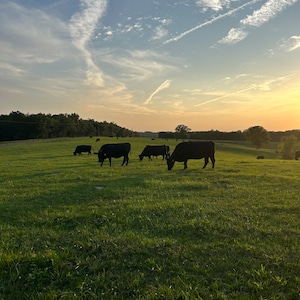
(1, 0), (299, 132)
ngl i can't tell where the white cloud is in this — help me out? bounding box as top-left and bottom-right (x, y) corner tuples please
(218, 28), (248, 44)
(241, 0), (298, 27)
(196, 0), (234, 11)
(151, 26), (168, 40)
(219, 0), (299, 45)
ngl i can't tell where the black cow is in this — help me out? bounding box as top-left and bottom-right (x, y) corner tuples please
(139, 145), (170, 161)
(166, 141), (215, 170)
(295, 150), (300, 160)
(257, 155), (264, 159)
(73, 145), (92, 156)
(98, 143), (131, 166)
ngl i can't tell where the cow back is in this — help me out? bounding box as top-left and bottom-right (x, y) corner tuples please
(74, 145), (92, 155)
(171, 141), (215, 161)
(99, 143), (131, 157)
(141, 145), (169, 156)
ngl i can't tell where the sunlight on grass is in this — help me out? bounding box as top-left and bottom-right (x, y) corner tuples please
(0, 137), (299, 299)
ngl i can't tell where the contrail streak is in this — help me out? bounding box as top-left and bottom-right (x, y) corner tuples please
(163, 0), (262, 45)
(195, 86), (255, 107)
(195, 73), (295, 107)
(144, 79), (172, 105)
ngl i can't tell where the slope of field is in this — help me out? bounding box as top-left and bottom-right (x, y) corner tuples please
(0, 137), (299, 299)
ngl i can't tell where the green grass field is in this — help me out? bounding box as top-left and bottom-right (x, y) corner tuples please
(0, 137), (299, 299)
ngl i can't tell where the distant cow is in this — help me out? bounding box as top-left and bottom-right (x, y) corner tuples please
(295, 151), (300, 160)
(139, 145), (170, 161)
(166, 141), (215, 170)
(98, 143), (131, 166)
(73, 145), (92, 156)
(257, 156), (264, 159)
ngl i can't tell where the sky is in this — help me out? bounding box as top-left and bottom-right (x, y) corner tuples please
(0, 0), (300, 132)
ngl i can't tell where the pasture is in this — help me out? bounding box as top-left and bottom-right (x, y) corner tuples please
(0, 137), (299, 299)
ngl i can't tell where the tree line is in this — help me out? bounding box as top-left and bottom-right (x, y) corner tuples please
(1, 112), (300, 159)
(159, 129), (246, 141)
(159, 127), (300, 143)
(0, 111), (139, 141)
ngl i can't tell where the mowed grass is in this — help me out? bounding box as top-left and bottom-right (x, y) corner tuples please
(0, 137), (299, 299)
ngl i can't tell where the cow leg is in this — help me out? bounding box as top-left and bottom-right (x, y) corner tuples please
(203, 157), (209, 168)
(183, 160), (188, 169)
(122, 155), (129, 166)
(109, 157), (112, 167)
(210, 155), (215, 168)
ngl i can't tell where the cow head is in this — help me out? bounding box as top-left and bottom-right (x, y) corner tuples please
(138, 155), (144, 161)
(166, 157), (175, 170)
(98, 151), (105, 164)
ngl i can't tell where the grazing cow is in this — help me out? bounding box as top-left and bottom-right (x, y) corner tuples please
(98, 143), (131, 166)
(139, 145), (170, 161)
(166, 141), (215, 170)
(295, 150), (300, 160)
(96, 138), (100, 142)
(257, 156), (264, 159)
(73, 145), (92, 156)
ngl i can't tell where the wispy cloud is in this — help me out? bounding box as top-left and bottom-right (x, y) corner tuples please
(0, 63), (26, 77)
(163, 0), (261, 45)
(69, 0), (108, 86)
(280, 36), (300, 52)
(0, 1), (70, 65)
(219, 0), (299, 45)
(195, 74), (295, 107)
(99, 50), (179, 82)
(151, 26), (169, 41)
(144, 79), (172, 105)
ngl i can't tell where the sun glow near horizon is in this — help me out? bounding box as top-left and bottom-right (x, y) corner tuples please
(1, 0), (299, 132)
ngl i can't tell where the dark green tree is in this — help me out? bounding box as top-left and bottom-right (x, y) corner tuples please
(175, 124), (191, 140)
(279, 135), (299, 159)
(243, 126), (270, 148)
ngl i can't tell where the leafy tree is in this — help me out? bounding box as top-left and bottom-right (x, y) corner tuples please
(279, 135), (299, 159)
(175, 124), (191, 140)
(243, 126), (270, 148)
